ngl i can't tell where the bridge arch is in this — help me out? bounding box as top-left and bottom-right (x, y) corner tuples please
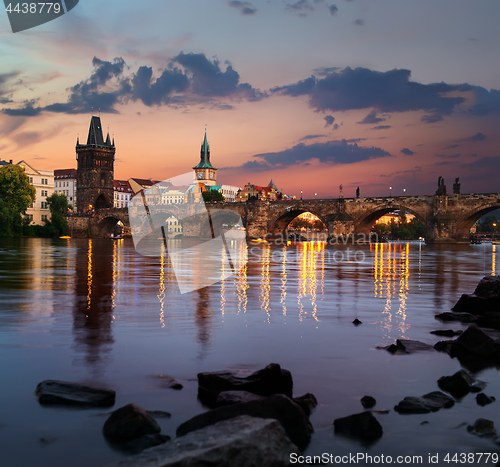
(354, 204), (426, 237)
(269, 208), (329, 237)
(455, 202), (500, 240)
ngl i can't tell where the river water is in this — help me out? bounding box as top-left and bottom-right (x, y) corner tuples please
(0, 238), (498, 466)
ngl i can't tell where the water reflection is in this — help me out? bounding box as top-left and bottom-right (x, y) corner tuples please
(492, 245), (496, 276)
(73, 240), (114, 369)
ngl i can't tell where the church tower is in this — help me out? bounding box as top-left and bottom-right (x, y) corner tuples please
(76, 116), (115, 213)
(193, 130), (217, 186)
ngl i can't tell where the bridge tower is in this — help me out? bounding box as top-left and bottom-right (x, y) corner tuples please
(193, 129), (217, 186)
(76, 116), (115, 213)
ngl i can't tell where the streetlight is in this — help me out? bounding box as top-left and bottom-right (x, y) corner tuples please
(403, 188), (406, 195)
(315, 192), (318, 199)
(300, 190), (303, 200)
(389, 186), (392, 198)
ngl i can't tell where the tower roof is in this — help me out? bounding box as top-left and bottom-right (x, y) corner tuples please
(193, 129), (216, 169)
(79, 116), (114, 147)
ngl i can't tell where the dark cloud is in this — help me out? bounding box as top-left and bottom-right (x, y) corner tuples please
(443, 144), (459, 149)
(345, 138), (367, 143)
(0, 71), (20, 105)
(173, 53), (266, 101)
(272, 67), (467, 115)
(470, 132), (486, 142)
(298, 134), (326, 141)
(371, 125), (391, 130)
(236, 139), (392, 169)
(357, 110), (385, 124)
(228, 1), (257, 15)
(380, 167), (422, 177)
(441, 154), (461, 160)
(3, 54), (266, 116)
(421, 113), (443, 124)
(467, 86), (500, 116)
(401, 148), (414, 156)
(286, 0), (324, 16)
(12, 131), (42, 147)
(329, 4), (338, 15)
(353, 19), (364, 26)
(324, 115), (335, 127)
(313, 66), (340, 76)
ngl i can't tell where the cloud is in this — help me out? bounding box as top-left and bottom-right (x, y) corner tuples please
(228, 1), (257, 15)
(443, 144), (459, 149)
(324, 115), (335, 127)
(357, 110), (385, 124)
(3, 54), (266, 116)
(298, 134), (326, 141)
(353, 19), (364, 26)
(0, 71), (20, 104)
(234, 139), (392, 169)
(371, 125), (391, 130)
(12, 131), (42, 147)
(470, 132), (486, 142)
(401, 148), (414, 156)
(286, 0), (325, 16)
(436, 154), (461, 158)
(421, 113), (443, 124)
(467, 86), (500, 116)
(272, 66), (467, 115)
(329, 4), (338, 15)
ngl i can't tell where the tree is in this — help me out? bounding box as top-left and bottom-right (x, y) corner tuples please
(0, 165), (36, 237)
(45, 193), (69, 237)
(202, 189), (224, 202)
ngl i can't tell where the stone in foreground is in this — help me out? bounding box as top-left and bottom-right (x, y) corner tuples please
(394, 391), (455, 414)
(381, 339), (434, 354)
(154, 375), (183, 390)
(198, 363), (293, 406)
(35, 380), (116, 407)
(177, 393), (313, 450)
(333, 411), (383, 441)
(105, 415), (299, 467)
(361, 396), (376, 409)
(453, 276), (500, 314)
(103, 404), (161, 441)
(467, 419), (497, 437)
(437, 369), (486, 398)
(476, 393), (496, 406)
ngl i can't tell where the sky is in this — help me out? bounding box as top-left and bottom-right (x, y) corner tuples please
(1, 0), (499, 198)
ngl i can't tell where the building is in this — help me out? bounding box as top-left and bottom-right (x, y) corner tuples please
(114, 180), (133, 208)
(76, 116), (115, 212)
(193, 130), (217, 186)
(54, 169), (77, 211)
(206, 184), (241, 202)
(17, 160), (54, 224)
(161, 185), (188, 204)
(0, 159), (13, 166)
(128, 178), (164, 205)
(236, 180), (282, 201)
(376, 211), (415, 225)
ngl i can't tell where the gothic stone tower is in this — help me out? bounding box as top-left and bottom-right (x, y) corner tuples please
(76, 116), (115, 213)
(193, 130), (217, 186)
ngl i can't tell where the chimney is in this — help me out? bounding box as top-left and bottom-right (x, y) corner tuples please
(9, 160), (13, 164)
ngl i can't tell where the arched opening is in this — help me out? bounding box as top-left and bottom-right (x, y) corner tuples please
(95, 193), (111, 210)
(456, 206), (500, 242)
(206, 209), (244, 238)
(271, 209), (328, 241)
(98, 217), (123, 238)
(356, 207), (427, 242)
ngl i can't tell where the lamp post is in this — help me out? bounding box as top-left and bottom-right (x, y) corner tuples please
(300, 190), (303, 200)
(389, 186), (392, 198)
(315, 192), (318, 199)
(403, 188), (406, 195)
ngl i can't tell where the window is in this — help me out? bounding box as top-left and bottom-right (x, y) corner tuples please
(29, 203), (34, 208)
(28, 214), (33, 221)
(30, 177), (33, 184)
(41, 202), (47, 209)
(41, 190), (47, 197)
(41, 215), (47, 222)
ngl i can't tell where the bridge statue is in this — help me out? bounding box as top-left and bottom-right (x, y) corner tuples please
(339, 184), (343, 198)
(453, 177), (461, 195)
(436, 176), (447, 196)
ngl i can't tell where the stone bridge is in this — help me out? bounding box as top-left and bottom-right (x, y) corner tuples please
(67, 193), (500, 243)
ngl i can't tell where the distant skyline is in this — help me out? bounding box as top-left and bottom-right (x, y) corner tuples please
(1, 0), (500, 198)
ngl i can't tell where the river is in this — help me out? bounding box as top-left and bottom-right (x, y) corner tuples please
(0, 238), (498, 466)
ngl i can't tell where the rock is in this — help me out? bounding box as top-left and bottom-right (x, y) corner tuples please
(333, 411), (383, 441)
(104, 416), (299, 467)
(437, 369), (486, 398)
(198, 363), (293, 406)
(35, 380), (116, 407)
(434, 325), (500, 370)
(467, 418), (497, 437)
(476, 393), (496, 406)
(146, 410), (171, 418)
(176, 393), (313, 450)
(39, 437), (56, 446)
(373, 409), (390, 415)
(430, 329), (463, 337)
(353, 319), (362, 325)
(381, 339), (434, 354)
(420, 421), (429, 425)
(292, 393), (318, 417)
(361, 396), (376, 409)
(103, 404), (161, 442)
(109, 434), (171, 454)
(453, 276), (500, 314)
(435, 312), (478, 323)
(394, 391), (455, 414)
(154, 375), (183, 390)
(216, 390), (264, 407)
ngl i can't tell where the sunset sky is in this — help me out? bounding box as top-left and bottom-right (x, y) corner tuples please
(1, 0), (499, 198)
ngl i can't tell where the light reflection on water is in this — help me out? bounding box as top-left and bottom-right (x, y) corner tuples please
(0, 238), (498, 466)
